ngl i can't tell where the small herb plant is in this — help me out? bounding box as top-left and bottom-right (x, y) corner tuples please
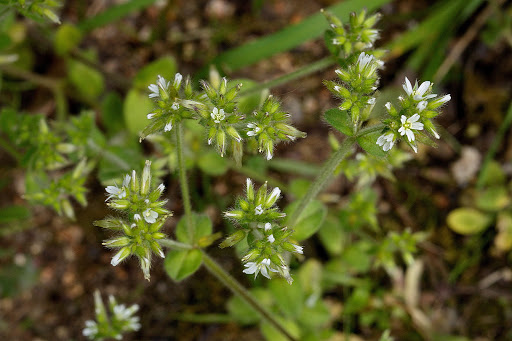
(0, 5), (457, 341)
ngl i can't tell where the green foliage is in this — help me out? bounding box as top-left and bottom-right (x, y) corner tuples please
(164, 249), (203, 282)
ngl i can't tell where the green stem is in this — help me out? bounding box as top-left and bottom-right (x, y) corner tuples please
(175, 122), (195, 242)
(201, 251), (297, 341)
(477, 100), (512, 189)
(287, 136), (356, 228)
(87, 139), (131, 170)
(239, 56), (335, 97)
(159, 238), (193, 250)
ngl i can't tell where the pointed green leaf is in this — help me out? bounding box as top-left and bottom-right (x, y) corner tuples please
(324, 108), (354, 136)
(268, 278), (304, 318)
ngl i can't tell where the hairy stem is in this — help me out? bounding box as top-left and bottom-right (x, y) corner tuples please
(286, 136), (355, 228)
(201, 252), (297, 341)
(175, 122), (195, 242)
(239, 56), (335, 97)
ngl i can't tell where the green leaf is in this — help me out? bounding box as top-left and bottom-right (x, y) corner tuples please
(357, 130), (387, 157)
(77, 0), (160, 33)
(227, 288), (272, 325)
(54, 24), (83, 56)
(261, 317), (301, 341)
(123, 89), (154, 136)
(197, 151), (228, 176)
(475, 187), (510, 212)
(284, 200), (327, 241)
(318, 214), (345, 255)
(447, 207), (493, 235)
(164, 249), (203, 282)
(176, 213), (213, 245)
(298, 300), (331, 329)
(268, 278), (304, 318)
(202, 0), (391, 74)
(324, 108), (354, 136)
(133, 56), (177, 91)
(288, 179), (312, 198)
(345, 286), (370, 313)
(101, 92), (125, 135)
(68, 59), (104, 101)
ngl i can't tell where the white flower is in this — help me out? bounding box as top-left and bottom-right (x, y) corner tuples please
(171, 102), (180, 110)
(254, 205), (263, 215)
(356, 52), (375, 73)
(266, 187), (281, 206)
(402, 77), (437, 101)
(147, 113), (156, 119)
(385, 102), (391, 111)
(82, 320), (98, 338)
(143, 208), (158, 223)
(148, 75), (170, 99)
(417, 101), (427, 112)
(105, 185), (126, 201)
(211, 107), (225, 123)
(122, 175), (131, 187)
(243, 258), (278, 279)
(173, 73), (183, 89)
(398, 114), (423, 142)
(376, 132), (395, 151)
(247, 123), (261, 136)
(134, 214), (141, 221)
(292, 244), (303, 254)
(267, 234), (275, 243)
(164, 122), (172, 132)
(264, 222), (272, 231)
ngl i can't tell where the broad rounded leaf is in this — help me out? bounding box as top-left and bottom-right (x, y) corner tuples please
(164, 249), (203, 282)
(261, 317), (301, 341)
(55, 24), (82, 56)
(123, 89), (154, 135)
(324, 108), (354, 136)
(447, 207), (492, 235)
(68, 60), (104, 101)
(176, 213), (213, 244)
(356, 130), (387, 157)
(284, 200), (327, 241)
(318, 215), (345, 256)
(495, 211), (512, 252)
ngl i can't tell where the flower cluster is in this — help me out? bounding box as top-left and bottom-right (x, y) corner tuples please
(377, 77), (451, 153)
(323, 9), (384, 61)
(141, 73), (201, 141)
(83, 290), (140, 340)
(94, 160), (171, 280)
(245, 95), (306, 160)
(223, 178), (303, 284)
(196, 77), (245, 163)
(324, 52), (382, 127)
(142, 72), (305, 165)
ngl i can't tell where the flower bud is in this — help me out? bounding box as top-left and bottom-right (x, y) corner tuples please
(219, 230), (246, 248)
(111, 247), (131, 266)
(140, 160), (152, 196)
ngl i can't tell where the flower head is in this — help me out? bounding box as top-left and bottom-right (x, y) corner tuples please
(398, 114), (424, 142)
(403, 77), (437, 101)
(376, 132), (396, 151)
(148, 75), (170, 99)
(211, 107), (225, 124)
(243, 258), (278, 279)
